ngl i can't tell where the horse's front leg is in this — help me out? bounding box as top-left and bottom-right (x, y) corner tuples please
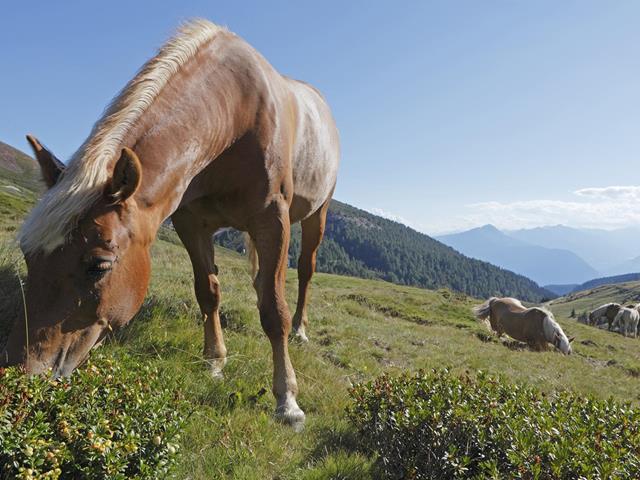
(172, 209), (227, 379)
(249, 198), (305, 430)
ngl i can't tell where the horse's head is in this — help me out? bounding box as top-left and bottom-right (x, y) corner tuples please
(552, 329), (574, 355)
(2, 136), (152, 376)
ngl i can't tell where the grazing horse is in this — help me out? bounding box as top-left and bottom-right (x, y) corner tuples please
(473, 297), (573, 354)
(612, 307), (639, 338)
(2, 20), (339, 429)
(588, 303), (622, 330)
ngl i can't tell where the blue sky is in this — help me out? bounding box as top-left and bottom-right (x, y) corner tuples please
(2, 1), (640, 233)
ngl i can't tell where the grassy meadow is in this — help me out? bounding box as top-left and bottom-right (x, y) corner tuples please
(2, 179), (640, 478)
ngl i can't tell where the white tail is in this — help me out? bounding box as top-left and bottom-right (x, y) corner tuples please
(244, 233), (258, 280)
(473, 297), (496, 321)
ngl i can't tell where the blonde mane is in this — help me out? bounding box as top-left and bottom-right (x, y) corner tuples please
(19, 19), (221, 254)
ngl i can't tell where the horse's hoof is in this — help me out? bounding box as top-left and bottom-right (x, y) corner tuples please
(206, 358), (226, 380)
(275, 403), (306, 431)
(292, 328), (309, 343)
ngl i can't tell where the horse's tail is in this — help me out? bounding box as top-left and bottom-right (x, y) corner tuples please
(244, 233), (258, 280)
(473, 297), (497, 321)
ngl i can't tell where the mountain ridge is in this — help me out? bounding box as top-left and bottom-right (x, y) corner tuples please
(436, 224), (598, 286)
(508, 224), (640, 273)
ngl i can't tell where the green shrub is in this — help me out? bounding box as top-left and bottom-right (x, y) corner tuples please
(0, 353), (186, 480)
(348, 369), (640, 479)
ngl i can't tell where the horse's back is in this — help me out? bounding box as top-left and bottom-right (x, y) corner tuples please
(494, 299), (546, 344)
(494, 297), (527, 315)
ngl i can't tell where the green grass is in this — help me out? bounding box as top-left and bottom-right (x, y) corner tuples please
(3, 232), (640, 477)
(9, 233), (640, 478)
(3, 172), (640, 477)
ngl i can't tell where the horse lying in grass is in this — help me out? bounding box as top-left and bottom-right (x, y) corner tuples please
(588, 303), (621, 330)
(612, 307), (639, 338)
(1, 19), (339, 429)
(473, 297), (573, 354)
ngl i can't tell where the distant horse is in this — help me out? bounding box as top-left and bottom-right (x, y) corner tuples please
(473, 297), (573, 354)
(612, 307), (639, 338)
(2, 20), (339, 429)
(588, 303), (621, 330)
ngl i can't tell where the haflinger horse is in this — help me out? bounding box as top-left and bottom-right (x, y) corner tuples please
(611, 307), (639, 338)
(473, 297), (574, 354)
(2, 20), (339, 429)
(588, 302), (621, 330)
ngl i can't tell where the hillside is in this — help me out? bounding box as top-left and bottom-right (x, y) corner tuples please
(0, 141), (42, 231)
(2, 143), (640, 477)
(437, 224), (598, 286)
(0, 140), (41, 191)
(550, 279), (640, 321)
(217, 205), (554, 302)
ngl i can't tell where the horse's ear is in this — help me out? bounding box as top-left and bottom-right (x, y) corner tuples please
(568, 336), (575, 343)
(26, 134), (65, 188)
(107, 147), (142, 203)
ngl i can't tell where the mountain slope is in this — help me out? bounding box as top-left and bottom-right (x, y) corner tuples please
(218, 206), (554, 301)
(0, 141), (41, 231)
(605, 256), (640, 277)
(0, 141), (41, 192)
(508, 225), (640, 273)
(437, 225), (598, 286)
(0, 140), (552, 302)
(549, 279), (640, 321)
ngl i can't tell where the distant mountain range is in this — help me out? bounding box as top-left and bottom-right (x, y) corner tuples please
(0, 140), (553, 302)
(438, 223), (640, 291)
(506, 225), (640, 274)
(437, 225), (598, 286)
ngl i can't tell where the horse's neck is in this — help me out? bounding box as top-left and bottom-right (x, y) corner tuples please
(541, 315), (556, 341)
(124, 46), (264, 227)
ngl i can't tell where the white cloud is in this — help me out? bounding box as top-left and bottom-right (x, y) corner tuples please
(367, 208), (414, 228)
(574, 185), (640, 200)
(431, 185), (640, 233)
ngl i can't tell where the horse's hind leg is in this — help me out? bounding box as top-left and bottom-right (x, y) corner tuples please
(172, 209), (226, 379)
(249, 198), (305, 429)
(292, 199), (330, 342)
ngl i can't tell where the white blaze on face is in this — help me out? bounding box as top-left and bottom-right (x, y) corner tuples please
(543, 315), (572, 355)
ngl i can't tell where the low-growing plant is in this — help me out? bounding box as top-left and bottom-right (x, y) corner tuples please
(348, 369), (640, 479)
(0, 353), (186, 480)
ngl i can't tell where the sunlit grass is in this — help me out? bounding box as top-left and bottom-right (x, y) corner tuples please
(2, 211), (640, 477)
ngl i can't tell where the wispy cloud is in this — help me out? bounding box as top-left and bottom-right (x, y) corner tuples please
(427, 185), (640, 233)
(574, 185), (640, 200)
(367, 208), (414, 228)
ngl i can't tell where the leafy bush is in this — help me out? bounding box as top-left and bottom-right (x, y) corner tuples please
(348, 369), (640, 479)
(0, 353), (186, 480)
